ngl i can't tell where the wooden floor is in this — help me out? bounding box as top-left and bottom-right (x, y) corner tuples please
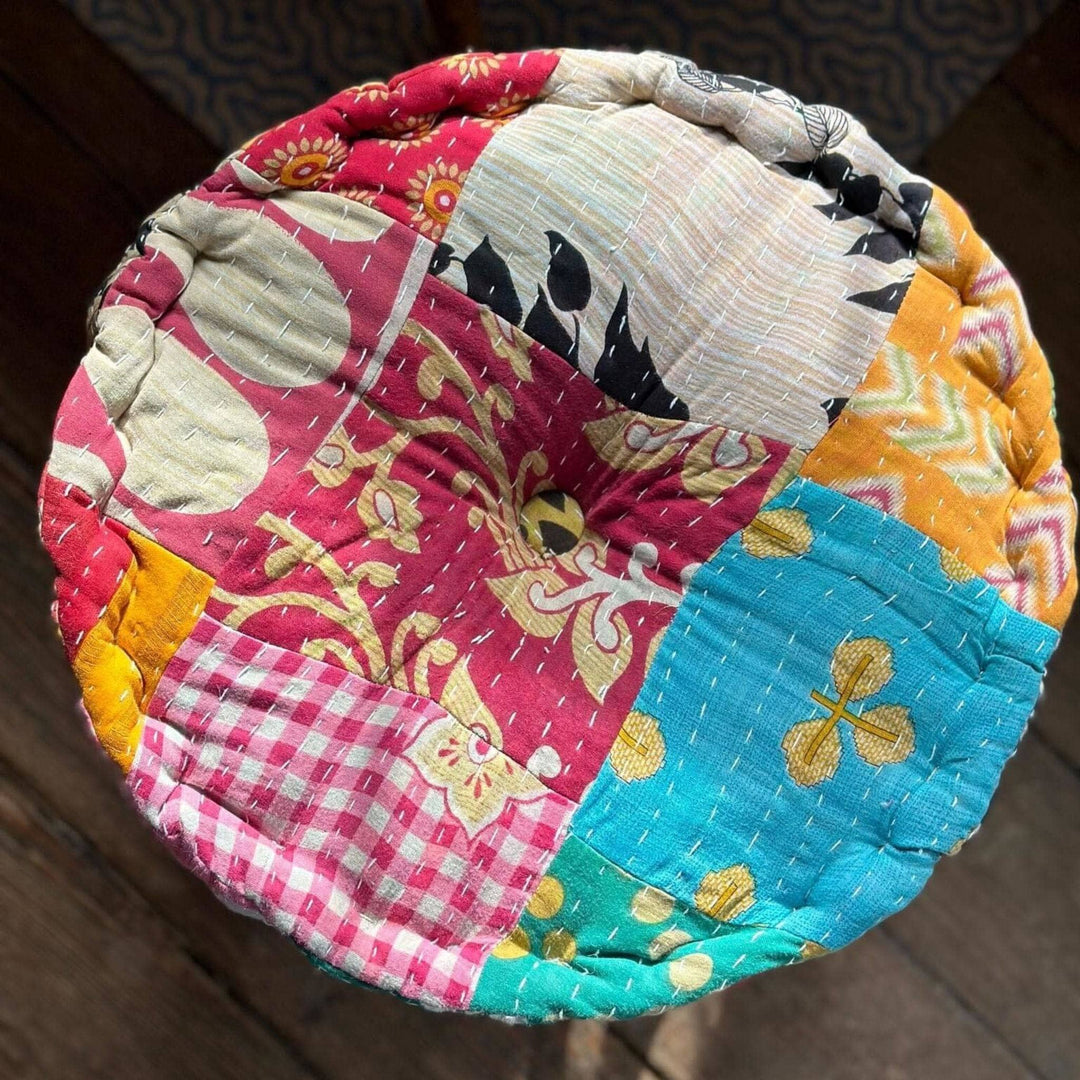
(1, 3), (1078, 1077)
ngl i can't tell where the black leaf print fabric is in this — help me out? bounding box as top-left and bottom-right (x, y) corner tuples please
(523, 285), (575, 364)
(433, 232), (688, 421)
(837, 174), (882, 216)
(820, 397), (850, 427)
(846, 230), (915, 264)
(815, 201), (859, 222)
(595, 286), (690, 420)
(776, 146), (924, 305)
(847, 278), (912, 314)
(544, 231), (592, 312)
(429, 241), (455, 276)
(461, 236), (523, 325)
(898, 182), (933, 237)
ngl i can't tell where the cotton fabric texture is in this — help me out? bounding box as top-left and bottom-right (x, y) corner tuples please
(39, 47), (1075, 1022)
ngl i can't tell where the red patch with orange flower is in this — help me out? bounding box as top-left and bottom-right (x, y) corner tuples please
(212, 50), (561, 241)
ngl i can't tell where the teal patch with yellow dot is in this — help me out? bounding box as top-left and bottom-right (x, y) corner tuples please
(470, 835), (808, 1021)
(571, 477), (1055, 954)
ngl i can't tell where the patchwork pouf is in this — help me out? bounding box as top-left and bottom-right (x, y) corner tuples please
(40, 48), (1076, 1021)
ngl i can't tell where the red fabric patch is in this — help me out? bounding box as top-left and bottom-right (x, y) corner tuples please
(101, 191), (429, 577)
(216, 50), (561, 241)
(210, 275), (796, 800)
(38, 474), (132, 660)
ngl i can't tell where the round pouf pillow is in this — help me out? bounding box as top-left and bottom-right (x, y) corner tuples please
(40, 48), (1076, 1021)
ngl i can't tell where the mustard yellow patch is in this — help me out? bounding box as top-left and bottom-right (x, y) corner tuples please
(73, 531), (213, 771)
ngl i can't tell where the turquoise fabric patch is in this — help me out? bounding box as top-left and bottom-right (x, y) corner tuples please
(470, 835), (807, 1021)
(571, 477), (1055, 951)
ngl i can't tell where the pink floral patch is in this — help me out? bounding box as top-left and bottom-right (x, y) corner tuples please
(216, 50), (561, 240)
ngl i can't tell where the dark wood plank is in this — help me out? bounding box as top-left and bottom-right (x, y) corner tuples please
(885, 736), (1080, 1080)
(0, 1), (220, 470)
(1002, 0), (1080, 153)
(0, 0), (221, 209)
(616, 930), (1033, 1080)
(1035, 619), (1080, 769)
(0, 74), (137, 467)
(919, 79), (1080, 766)
(425, 0), (486, 53)
(0, 770), (317, 1080)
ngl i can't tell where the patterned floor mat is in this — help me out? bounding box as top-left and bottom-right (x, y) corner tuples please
(63, 0), (1057, 162)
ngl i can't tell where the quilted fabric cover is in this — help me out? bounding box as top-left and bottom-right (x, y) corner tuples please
(40, 49), (1076, 1021)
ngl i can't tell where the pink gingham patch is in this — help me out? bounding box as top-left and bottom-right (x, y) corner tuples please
(127, 615), (575, 1009)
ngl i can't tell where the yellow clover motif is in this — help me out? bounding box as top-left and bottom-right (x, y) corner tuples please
(940, 546), (977, 582)
(404, 659), (548, 838)
(405, 161), (467, 239)
(783, 637), (915, 787)
(261, 135), (348, 188)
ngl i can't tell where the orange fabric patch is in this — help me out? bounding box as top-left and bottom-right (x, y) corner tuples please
(72, 529), (213, 770)
(802, 186), (1076, 629)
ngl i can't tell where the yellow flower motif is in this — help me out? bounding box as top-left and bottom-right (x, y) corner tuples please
(376, 112), (438, 147)
(347, 81), (390, 103)
(405, 161), (467, 239)
(261, 135), (348, 188)
(338, 186), (381, 207)
(475, 93), (528, 128)
(440, 52), (503, 79)
(405, 659), (548, 837)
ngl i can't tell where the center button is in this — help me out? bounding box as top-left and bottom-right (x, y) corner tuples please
(519, 490), (585, 556)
